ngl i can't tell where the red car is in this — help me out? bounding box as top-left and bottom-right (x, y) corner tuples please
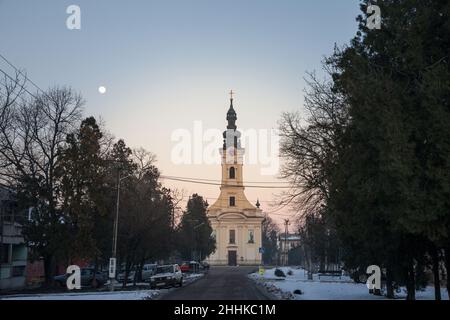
(179, 261), (200, 273)
(179, 262), (191, 273)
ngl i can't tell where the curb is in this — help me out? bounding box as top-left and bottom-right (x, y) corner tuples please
(154, 273), (206, 300)
(249, 277), (279, 300)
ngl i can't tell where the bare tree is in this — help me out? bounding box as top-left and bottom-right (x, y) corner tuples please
(0, 71), (27, 185)
(133, 147), (157, 180)
(0, 82), (84, 283)
(279, 67), (349, 220)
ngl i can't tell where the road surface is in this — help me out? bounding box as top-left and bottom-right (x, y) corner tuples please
(160, 266), (271, 300)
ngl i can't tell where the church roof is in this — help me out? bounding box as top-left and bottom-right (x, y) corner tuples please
(226, 98), (237, 130)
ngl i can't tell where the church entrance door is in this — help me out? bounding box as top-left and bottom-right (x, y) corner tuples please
(228, 250), (237, 266)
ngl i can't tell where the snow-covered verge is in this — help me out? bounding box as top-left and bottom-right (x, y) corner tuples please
(183, 272), (204, 282)
(250, 267), (449, 300)
(0, 290), (160, 300)
(0, 273), (205, 300)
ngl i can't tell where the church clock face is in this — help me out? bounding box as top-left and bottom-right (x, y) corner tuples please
(227, 148), (235, 157)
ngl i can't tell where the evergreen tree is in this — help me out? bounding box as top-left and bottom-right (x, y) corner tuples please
(177, 194), (215, 261)
(57, 117), (106, 264)
(328, 0), (450, 299)
(261, 215), (280, 265)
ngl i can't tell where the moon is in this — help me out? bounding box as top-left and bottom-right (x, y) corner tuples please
(98, 86), (106, 94)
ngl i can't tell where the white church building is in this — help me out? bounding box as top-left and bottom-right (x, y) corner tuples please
(206, 95), (264, 266)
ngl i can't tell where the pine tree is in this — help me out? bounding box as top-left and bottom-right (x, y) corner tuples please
(177, 194), (215, 261)
(328, 0), (450, 299)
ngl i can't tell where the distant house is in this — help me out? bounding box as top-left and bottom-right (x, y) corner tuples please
(278, 233), (301, 265)
(0, 186), (28, 291)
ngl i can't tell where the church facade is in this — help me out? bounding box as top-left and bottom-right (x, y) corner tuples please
(206, 95), (264, 266)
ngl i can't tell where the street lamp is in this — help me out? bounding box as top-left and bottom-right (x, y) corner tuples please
(187, 219), (205, 262)
(109, 169), (133, 291)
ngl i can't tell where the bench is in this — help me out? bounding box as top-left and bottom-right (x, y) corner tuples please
(318, 270), (342, 279)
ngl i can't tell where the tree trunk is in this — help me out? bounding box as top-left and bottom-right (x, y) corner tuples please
(444, 247), (450, 300)
(91, 257), (99, 288)
(430, 246), (441, 300)
(406, 262), (416, 300)
(385, 268), (395, 299)
(43, 254), (54, 287)
(122, 258), (130, 289)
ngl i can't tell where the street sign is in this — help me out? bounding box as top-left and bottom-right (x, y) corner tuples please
(109, 258), (116, 278)
(259, 266), (265, 275)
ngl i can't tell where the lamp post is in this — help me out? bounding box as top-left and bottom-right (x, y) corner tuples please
(189, 220), (205, 261)
(109, 169), (132, 291)
(283, 219), (290, 266)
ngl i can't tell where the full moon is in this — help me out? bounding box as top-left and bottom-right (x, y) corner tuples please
(98, 86), (106, 94)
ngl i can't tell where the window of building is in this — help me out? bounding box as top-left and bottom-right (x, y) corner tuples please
(229, 230), (236, 244)
(229, 196), (235, 207)
(248, 230), (255, 243)
(12, 266), (25, 277)
(229, 167), (235, 179)
(1, 244), (10, 263)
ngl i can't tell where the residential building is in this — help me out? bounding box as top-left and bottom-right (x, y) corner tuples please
(0, 186), (27, 290)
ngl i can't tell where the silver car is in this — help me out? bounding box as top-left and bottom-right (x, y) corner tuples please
(142, 264), (157, 281)
(149, 264), (183, 289)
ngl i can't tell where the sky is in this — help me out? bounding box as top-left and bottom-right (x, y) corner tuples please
(0, 0), (361, 229)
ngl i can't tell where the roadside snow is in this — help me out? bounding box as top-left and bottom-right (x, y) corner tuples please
(250, 267), (448, 300)
(0, 290), (159, 300)
(184, 273), (204, 282)
(1, 273), (205, 300)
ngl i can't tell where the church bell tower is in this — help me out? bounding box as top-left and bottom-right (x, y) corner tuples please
(206, 91), (264, 266)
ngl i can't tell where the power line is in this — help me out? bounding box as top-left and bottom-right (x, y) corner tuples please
(160, 175), (291, 189)
(0, 52), (47, 96)
(162, 175), (290, 185)
(203, 196), (281, 204)
(0, 67), (38, 100)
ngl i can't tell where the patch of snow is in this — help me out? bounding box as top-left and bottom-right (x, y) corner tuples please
(184, 273), (204, 281)
(0, 290), (160, 300)
(250, 267), (448, 300)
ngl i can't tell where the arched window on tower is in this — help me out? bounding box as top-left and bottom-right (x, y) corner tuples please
(229, 167), (236, 179)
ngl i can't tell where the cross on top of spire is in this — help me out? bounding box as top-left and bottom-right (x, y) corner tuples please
(226, 90), (237, 130)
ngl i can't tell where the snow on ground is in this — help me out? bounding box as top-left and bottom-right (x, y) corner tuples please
(1, 273), (205, 300)
(250, 267), (448, 300)
(0, 290), (159, 300)
(184, 273), (204, 282)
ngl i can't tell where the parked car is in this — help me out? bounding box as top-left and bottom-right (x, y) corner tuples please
(117, 267), (136, 283)
(179, 261), (191, 273)
(54, 268), (107, 288)
(200, 261), (210, 271)
(142, 264), (157, 281)
(149, 264), (183, 289)
(180, 261), (200, 273)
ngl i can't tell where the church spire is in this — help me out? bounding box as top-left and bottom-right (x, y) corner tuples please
(226, 90), (237, 130)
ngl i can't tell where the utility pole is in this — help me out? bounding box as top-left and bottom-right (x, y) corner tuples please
(0, 195), (3, 275)
(109, 167), (132, 291)
(283, 219), (290, 266)
(109, 169), (120, 291)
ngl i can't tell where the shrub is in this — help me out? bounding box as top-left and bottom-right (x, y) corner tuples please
(274, 268), (286, 277)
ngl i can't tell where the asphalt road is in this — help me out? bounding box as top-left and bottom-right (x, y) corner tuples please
(160, 266), (271, 300)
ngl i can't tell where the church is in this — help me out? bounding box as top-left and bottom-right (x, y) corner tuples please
(206, 94), (264, 266)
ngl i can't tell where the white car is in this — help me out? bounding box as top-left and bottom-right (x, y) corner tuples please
(149, 264), (183, 289)
(142, 264), (157, 281)
(117, 269), (135, 283)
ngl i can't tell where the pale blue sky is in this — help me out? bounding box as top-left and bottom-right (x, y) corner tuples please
(0, 0), (361, 225)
